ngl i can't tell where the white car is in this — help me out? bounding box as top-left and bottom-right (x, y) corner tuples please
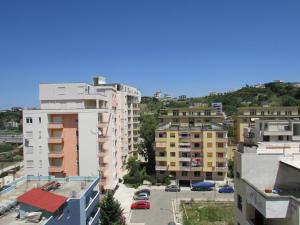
(133, 193), (149, 200)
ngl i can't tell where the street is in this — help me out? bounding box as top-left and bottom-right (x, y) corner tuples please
(129, 188), (234, 225)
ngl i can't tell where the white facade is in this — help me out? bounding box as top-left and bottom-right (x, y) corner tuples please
(23, 77), (141, 192)
(234, 120), (300, 225)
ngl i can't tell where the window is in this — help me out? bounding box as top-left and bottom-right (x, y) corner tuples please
(170, 133), (175, 138)
(217, 172), (223, 176)
(194, 133), (200, 138)
(26, 160), (34, 168)
(261, 111), (265, 115)
(159, 133), (166, 138)
(181, 171), (188, 176)
(207, 162), (212, 167)
(173, 111), (179, 116)
(236, 171), (240, 179)
(217, 132), (224, 138)
(25, 131), (33, 139)
(207, 152), (213, 157)
(237, 195), (242, 211)
(170, 143), (175, 148)
(38, 146), (42, 153)
(278, 135), (283, 141)
(170, 152), (176, 157)
(170, 162), (176, 166)
(207, 142), (212, 148)
(26, 117), (33, 124)
(194, 143), (201, 148)
(207, 133), (212, 138)
(204, 110), (211, 116)
(217, 153), (223, 158)
(277, 111), (281, 116)
(57, 86), (66, 95)
(286, 111), (292, 116)
(26, 146), (34, 154)
(194, 171), (201, 177)
(172, 118), (179, 123)
(38, 131), (42, 139)
(39, 117), (41, 124)
(159, 171), (165, 175)
(39, 160), (42, 168)
(182, 112), (187, 116)
(250, 109), (256, 116)
(217, 142), (224, 148)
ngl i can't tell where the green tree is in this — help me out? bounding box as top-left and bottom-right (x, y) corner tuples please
(99, 191), (125, 225)
(138, 114), (159, 174)
(227, 159), (234, 178)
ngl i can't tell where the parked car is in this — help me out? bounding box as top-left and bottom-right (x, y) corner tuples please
(165, 185), (181, 192)
(191, 186), (213, 191)
(133, 193), (149, 200)
(135, 189), (151, 196)
(218, 185), (234, 193)
(131, 200), (150, 209)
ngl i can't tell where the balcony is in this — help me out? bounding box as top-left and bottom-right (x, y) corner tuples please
(98, 136), (108, 142)
(155, 156), (167, 161)
(155, 142), (167, 148)
(48, 137), (64, 144)
(48, 152), (64, 158)
(179, 166), (191, 171)
(245, 181), (292, 219)
(179, 142), (191, 147)
(179, 148), (191, 152)
(87, 208), (100, 225)
(86, 191), (100, 217)
(179, 157), (191, 162)
(216, 148), (227, 153)
(215, 167), (228, 172)
(49, 166), (64, 173)
(48, 122), (63, 129)
(191, 166), (203, 171)
(216, 157), (227, 162)
(155, 166), (167, 171)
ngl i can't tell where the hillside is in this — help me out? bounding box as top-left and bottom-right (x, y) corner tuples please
(142, 82), (300, 116)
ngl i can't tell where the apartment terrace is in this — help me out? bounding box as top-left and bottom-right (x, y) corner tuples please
(0, 176), (99, 225)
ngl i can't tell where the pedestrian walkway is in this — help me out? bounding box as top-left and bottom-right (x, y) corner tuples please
(114, 183), (136, 221)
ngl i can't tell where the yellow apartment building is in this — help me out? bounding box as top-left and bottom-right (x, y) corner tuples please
(234, 106), (300, 142)
(159, 107), (225, 126)
(155, 124), (228, 185)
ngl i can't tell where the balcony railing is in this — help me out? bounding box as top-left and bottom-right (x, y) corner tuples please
(48, 152), (64, 158)
(179, 166), (191, 171)
(179, 157), (191, 162)
(48, 122), (63, 129)
(49, 166), (64, 173)
(179, 148), (191, 152)
(155, 166), (167, 171)
(48, 137), (64, 144)
(215, 167), (228, 172)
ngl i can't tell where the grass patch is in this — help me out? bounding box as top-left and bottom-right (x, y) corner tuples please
(182, 202), (234, 225)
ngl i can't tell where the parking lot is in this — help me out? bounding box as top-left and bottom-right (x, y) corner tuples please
(129, 188), (234, 225)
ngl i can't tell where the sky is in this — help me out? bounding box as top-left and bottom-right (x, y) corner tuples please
(0, 0), (300, 109)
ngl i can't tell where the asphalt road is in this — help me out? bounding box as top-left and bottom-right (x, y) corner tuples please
(130, 189), (234, 225)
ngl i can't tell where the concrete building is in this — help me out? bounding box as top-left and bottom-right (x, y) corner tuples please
(23, 77), (141, 192)
(155, 123), (228, 185)
(234, 120), (300, 225)
(0, 175), (100, 225)
(233, 106), (300, 142)
(159, 106), (225, 126)
(211, 102), (223, 114)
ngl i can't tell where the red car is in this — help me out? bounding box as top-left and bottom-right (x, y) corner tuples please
(131, 200), (150, 209)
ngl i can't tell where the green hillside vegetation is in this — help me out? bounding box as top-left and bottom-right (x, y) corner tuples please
(0, 111), (22, 133)
(146, 82), (300, 116)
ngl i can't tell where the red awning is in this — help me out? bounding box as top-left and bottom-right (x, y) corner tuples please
(17, 188), (67, 213)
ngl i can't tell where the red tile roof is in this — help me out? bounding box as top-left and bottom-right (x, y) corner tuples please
(17, 188), (67, 213)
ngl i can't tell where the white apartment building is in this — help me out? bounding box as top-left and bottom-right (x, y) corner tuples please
(23, 76), (141, 193)
(235, 120), (300, 225)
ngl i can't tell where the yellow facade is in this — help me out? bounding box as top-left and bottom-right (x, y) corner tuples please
(155, 125), (228, 183)
(234, 106), (300, 142)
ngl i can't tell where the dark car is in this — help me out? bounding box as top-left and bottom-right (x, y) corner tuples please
(131, 200), (150, 209)
(218, 186), (234, 193)
(135, 189), (151, 196)
(165, 185), (180, 192)
(191, 186), (213, 191)
(167, 222), (176, 225)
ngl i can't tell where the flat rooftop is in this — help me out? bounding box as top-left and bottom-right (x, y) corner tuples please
(0, 176), (97, 225)
(157, 123), (226, 131)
